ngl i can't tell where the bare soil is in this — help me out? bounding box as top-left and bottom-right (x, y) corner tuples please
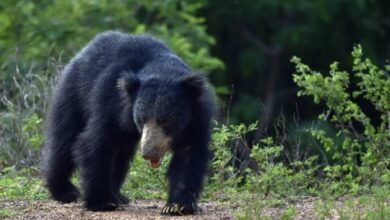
(1, 199), (233, 220)
(0, 196), (385, 220)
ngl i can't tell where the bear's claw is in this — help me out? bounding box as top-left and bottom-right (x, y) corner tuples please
(161, 203), (197, 215)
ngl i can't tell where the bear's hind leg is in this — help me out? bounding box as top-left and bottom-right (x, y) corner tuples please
(45, 151), (80, 203)
(44, 99), (83, 203)
(111, 135), (138, 204)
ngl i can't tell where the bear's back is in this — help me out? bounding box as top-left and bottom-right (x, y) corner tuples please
(69, 32), (170, 76)
(59, 32), (173, 96)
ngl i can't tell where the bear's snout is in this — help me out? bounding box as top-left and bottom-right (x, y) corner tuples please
(140, 120), (171, 166)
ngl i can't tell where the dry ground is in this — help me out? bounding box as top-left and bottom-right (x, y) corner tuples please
(0, 196), (386, 220)
(1, 199), (232, 220)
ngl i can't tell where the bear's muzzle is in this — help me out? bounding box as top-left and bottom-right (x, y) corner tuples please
(140, 120), (171, 168)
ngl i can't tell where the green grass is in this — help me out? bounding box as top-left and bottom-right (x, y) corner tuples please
(0, 208), (17, 218)
(0, 175), (48, 201)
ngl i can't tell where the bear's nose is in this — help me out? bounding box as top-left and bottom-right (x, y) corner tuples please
(141, 146), (160, 160)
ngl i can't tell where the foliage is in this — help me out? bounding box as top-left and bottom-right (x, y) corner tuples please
(121, 153), (171, 200)
(204, 0), (390, 123)
(0, 0), (223, 74)
(205, 123), (317, 218)
(292, 45), (390, 190)
(207, 123), (388, 219)
(0, 208), (16, 218)
(207, 122), (257, 192)
(0, 61), (57, 169)
(0, 166), (47, 200)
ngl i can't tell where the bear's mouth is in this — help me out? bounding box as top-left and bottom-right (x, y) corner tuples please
(149, 158), (161, 168)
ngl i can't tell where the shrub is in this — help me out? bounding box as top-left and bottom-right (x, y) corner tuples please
(292, 45), (390, 189)
(0, 1), (223, 74)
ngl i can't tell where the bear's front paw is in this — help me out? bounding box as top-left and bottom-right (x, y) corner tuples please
(86, 201), (118, 211)
(115, 193), (130, 204)
(51, 186), (80, 203)
(57, 189), (80, 203)
(161, 202), (199, 215)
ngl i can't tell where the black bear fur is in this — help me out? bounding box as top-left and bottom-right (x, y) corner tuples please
(42, 31), (215, 215)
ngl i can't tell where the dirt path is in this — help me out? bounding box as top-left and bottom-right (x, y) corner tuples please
(1, 196), (386, 219)
(1, 200), (233, 220)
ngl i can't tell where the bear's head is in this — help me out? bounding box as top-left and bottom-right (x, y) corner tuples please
(118, 73), (206, 168)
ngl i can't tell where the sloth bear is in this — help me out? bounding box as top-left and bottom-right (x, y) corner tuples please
(43, 31), (215, 215)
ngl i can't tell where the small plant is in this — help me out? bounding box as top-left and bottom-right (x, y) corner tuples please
(280, 207), (296, 220)
(0, 166), (47, 200)
(121, 153), (171, 200)
(0, 208), (17, 218)
(208, 122), (258, 190)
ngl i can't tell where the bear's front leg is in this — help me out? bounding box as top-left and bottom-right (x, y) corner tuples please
(75, 129), (119, 211)
(162, 145), (209, 215)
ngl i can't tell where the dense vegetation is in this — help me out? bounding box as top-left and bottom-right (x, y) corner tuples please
(1, 0), (389, 219)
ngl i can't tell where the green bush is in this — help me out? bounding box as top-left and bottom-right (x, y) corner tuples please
(292, 45), (390, 190)
(205, 122), (319, 219)
(0, 0), (223, 73)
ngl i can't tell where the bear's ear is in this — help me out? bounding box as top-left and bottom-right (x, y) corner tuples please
(181, 73), (206, 97)
(117, 72), (140, 94)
